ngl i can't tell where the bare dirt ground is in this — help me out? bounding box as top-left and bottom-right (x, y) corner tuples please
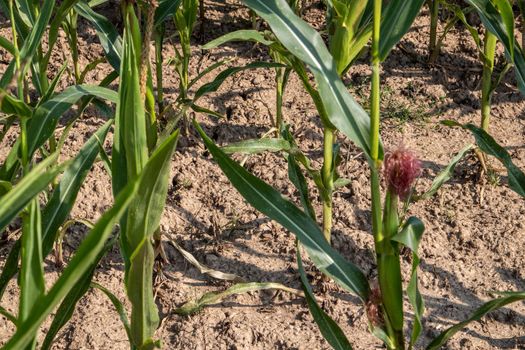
(1, 1), (525, 349)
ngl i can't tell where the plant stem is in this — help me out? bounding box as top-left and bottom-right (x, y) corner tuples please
(370, 0), (381, 168)
(66, 11), (81, 83)
(321, 127), (335, 243)
(275, 66), (291, 134)
(481, 31), (496, 131)
(378, 192), (405, 350)
(370, 0), (382, 253)
(428, 0), (439, 62)
(370, 0), (404, 348)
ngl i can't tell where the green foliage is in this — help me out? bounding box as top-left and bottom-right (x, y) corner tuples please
(427, 291), (525, 349)
(0, 0), (524, 349)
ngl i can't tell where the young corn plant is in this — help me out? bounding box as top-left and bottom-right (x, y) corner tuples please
(433, 1), (525, 179)
(148, 0), (280, 139)
(0, 1), (151, 349)
(204, 0), (424, 247)
(173, 0), (198, 116)
(194, 0), (525, 349)
(470, 0), (525, 129)
(111, 1), (180, 348)
(427, 0), (470, 63)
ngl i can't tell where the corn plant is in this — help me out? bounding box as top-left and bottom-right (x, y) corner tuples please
(0, 3), (138, 350)
(1, 0), (525, 348)
(427, 1), (525, 133)
(425, 0), (525, 183)
(194, 0), (525, 349)
(427, 0), (469, 63)
(205, 0), (425, 247)
(0, 1), (178, 348)
(110, 1), (181, 348)
(173, 0), (198, 110)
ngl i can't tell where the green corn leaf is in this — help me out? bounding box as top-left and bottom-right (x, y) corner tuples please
(377, 253), (403, 331)
(75, 1), (122, 71)
(174, 282), (301, 316)
(0, 85), (117, 181)
(41, 120), (113, 257)
(38, 63), (68, 107)
(222, 138), (292, 155)
(0, 61), (16, 89)
(493, 0), (514, 56)
(18, 199), (45, 348)
(41, 236), (119, 350)
(41, 267), (95, 350)
(392, 217), (425, 349)
(91, 282), (132, 343)
(1, 166), (141, 350)
(444, 121), (525, 197)
(426, 291), (525, 349)
(188, 59), (233, 90)
(154, 0), (182, 27)
(297, 246), (353, 350)
(466, 124), (525, 197)
(0, 154), (61, 233)
(29, 84), (115, 144)
(112, 6), (148, 199)
(202, 29), (275, 49)
(190, 103), (224, 119)
(16, 0), (37, 26)
(0, 241), (21, 301)
(392, 217), (424, 253)
(46, 84), (116, 132)
(193, 61), (284, 102)
(15, 0), (52, 94)
(0, 305), (16, 325)
(465, 0), (525, 93)
(0, 90), (32, 118)
(241, 0), (381, 160)
(0, 36), (16, 56)
(195, 121), (370, 301)
(0, 180), (11, 196)
(19, 199), (45, 325)
(379, 0), (426, 61)
(125, 129), (179, 347)
(18, 0), (54, 63)
(74, 71), (119, 130)
(418, 144), (474, 200)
